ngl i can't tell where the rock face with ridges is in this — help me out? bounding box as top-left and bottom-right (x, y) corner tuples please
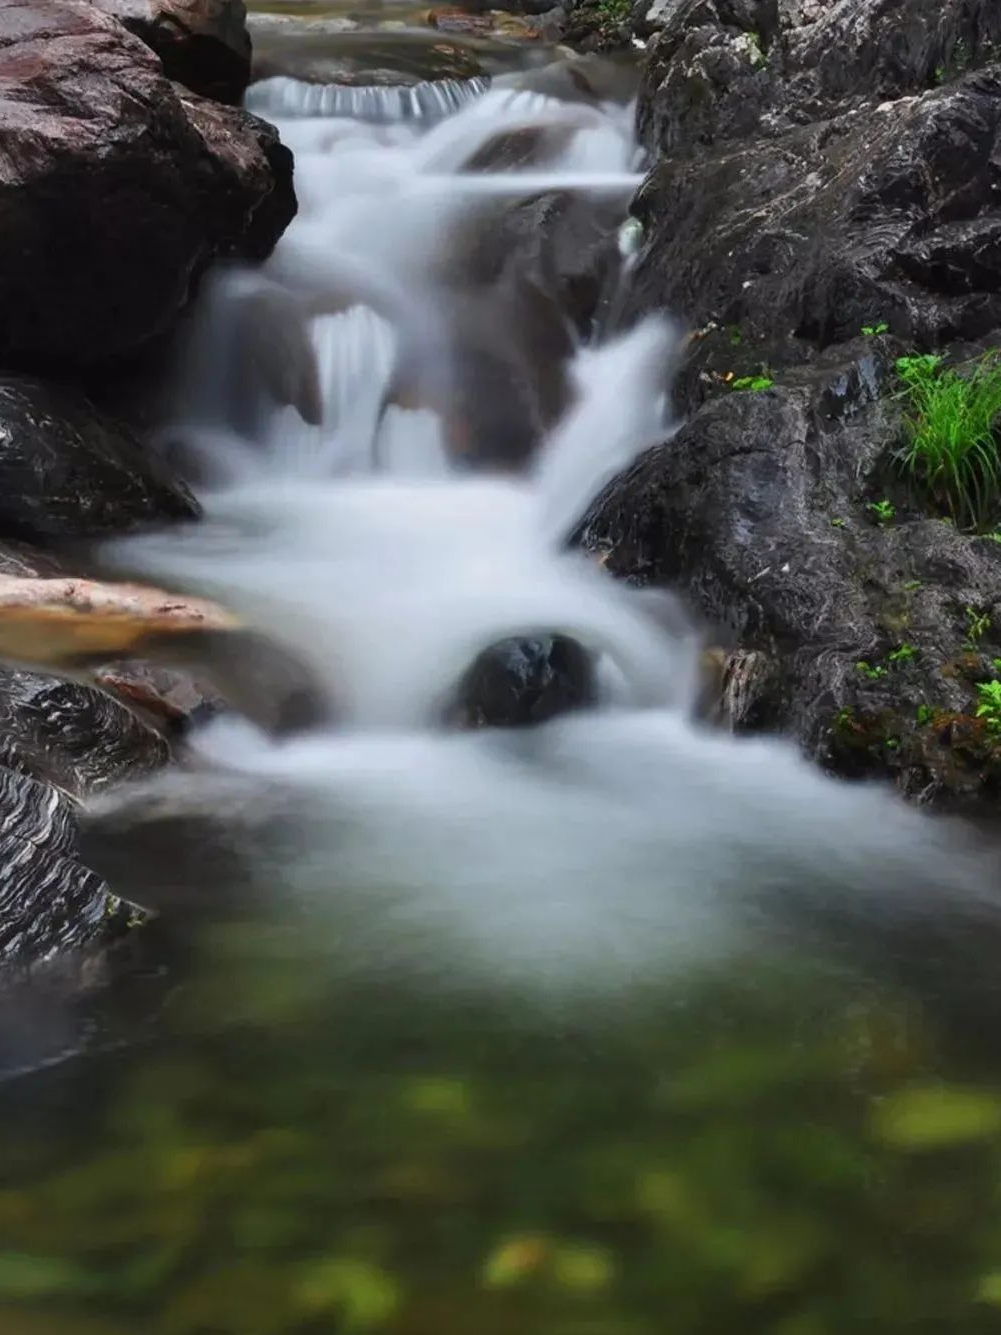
(0, 0), (295, 371)
(587, 0), (1001, 807)
(0, 768), (111, 961)
(0, 668), (171, 962)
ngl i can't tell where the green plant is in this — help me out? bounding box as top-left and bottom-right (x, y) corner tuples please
(856, 661), (887, 681)
(726, 325), (743, 347)
(888, 643), (917, 665)
(975, 679), (1001, 733)
(896, 350), (1001, 530)
(987, 531), (1001, 544)
(861, 322), (890, 337)
(964, 606), (991, 649)
(746, 31), (766, 67)
(916, 704), (934, 726)
(732, 374), (774, 393)
(830, 517), (845, 528)
(595, 0), (631, 20)
(903, 579), (922, 591)
(868, 498), (896, 525)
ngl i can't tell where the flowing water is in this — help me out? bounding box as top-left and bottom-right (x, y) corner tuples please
(4, 10), (1001, 1334)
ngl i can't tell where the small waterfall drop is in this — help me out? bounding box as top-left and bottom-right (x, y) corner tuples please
(93, 61), (998, 1000)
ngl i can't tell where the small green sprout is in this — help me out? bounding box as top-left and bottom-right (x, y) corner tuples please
(868, 499), (896, 525)
(888, 643), (917, 665)
(903, 579), (922, 591)
(834, 706), (855, 729)
(916, 704), (934, 726)
(975, 679), (1001, 733)
(732, 375), (774, 393)
(856, 661), (887, 681)
(964, 606), (991, 648)
(861, 322), (890, 337)
(830, 517), (845, 528)
(726, 325), (743, 347)
(746, 31), (766, 67)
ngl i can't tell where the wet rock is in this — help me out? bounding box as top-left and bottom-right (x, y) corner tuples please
(628, 69), (1001, 356)
(0, 377), (197, 544)
(637, 0), (1001, 152)
(0, 669), (170, 797)
(0, 573), (327, 738)
(0, 666), (174, 962)
(447, 634), (598, 728)
(91, 0), (252, 103)
(597, 0), (1001, 806)
(0, 767), (115, 962)
(0, 1), (295, 371)
(578, 342), (1001, 809)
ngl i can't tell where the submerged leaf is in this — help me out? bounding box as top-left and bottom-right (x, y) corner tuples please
(870, 1085), (1001, 1150)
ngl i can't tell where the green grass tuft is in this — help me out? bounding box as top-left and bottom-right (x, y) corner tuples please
(896, 351), (1001, 531)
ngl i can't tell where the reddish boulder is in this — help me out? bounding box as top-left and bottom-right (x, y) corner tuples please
(90, 0), (251, 103)
(0, 1), (295, 371)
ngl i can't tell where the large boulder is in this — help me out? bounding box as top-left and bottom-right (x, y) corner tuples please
(0, 1), (295, 372)
(90, 0), (252, 104)
(628, 65), (1001, 360)
(579, 341), (1001, 808)
(591, 0), (1001, 805)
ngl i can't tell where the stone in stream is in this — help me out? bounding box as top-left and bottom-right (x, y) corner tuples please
(0, 666), (173, 963)
(584, 0), (1001, 808)
(90, 0), (252, 103)
(0, 377), (198, 544)
(446, 635), (598, 728)
(0, 0), (295, 372)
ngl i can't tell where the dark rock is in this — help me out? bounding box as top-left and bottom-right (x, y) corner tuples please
(637, 0), (1001, 153)
(0, 767), (114, 961)
(628, 69), (1001, 355)
(0, 666), (172, 961)
(91, 0), (252, 103)
(0, 377), (198, 544)
(598, 0), (1001, 806)
(447, 634), (598, 728)
(0, 669), (170, 798)
(0, 1), (295, 372)
(579, 342), (1001, 809)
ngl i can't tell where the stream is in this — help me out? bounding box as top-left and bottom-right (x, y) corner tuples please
(2, 4), (1001, 1332)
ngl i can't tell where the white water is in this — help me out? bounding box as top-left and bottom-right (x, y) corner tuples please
(91, 66), (997, 996)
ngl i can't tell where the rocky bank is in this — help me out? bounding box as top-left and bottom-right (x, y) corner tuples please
(583, 0), (1001, 809)
(0, 0), (294, 959)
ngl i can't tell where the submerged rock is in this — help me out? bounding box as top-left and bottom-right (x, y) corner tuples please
(0, 0), (295, 371)
(91, 0), (252, 103)
(0, 377), (197, 544)
(447, 635), (598, 728)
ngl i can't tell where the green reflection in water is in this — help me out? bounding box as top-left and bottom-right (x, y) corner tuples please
(2, 924), (1001, 1335)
